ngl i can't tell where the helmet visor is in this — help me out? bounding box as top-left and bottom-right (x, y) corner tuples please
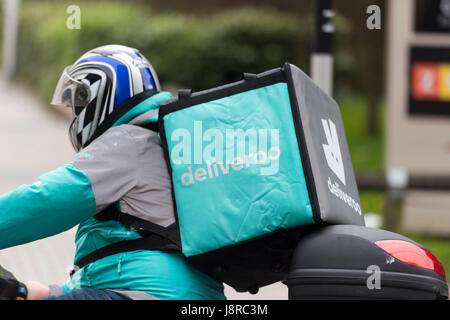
(50, 66), (91, 115)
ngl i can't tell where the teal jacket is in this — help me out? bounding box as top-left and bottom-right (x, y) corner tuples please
(0, 92), (226, 300)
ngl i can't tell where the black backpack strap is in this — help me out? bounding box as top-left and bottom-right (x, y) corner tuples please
(178, 89), (193, 99)
(74, 233), (181, 270)
(95, 204), (180, 244)
(137, 121), (158, 133)
(242, 72), (258, 81)
(77, 204), (183, 269)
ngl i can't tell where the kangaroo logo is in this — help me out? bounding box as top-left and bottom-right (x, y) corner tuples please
(321, 119), (346, 185)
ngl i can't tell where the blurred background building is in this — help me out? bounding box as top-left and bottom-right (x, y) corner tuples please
(0, 0), (448, 299)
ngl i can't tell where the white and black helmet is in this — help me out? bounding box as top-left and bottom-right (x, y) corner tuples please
(51, 44), (161, 151)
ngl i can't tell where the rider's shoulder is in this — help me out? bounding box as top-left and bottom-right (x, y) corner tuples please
(94, 124), (159, 153)
(104, 124), (155, 138)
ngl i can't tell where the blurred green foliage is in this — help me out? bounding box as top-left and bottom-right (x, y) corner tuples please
(340, 96), (385, 173)
(16, 1), (353, 103)
(340, 96), (385, 214)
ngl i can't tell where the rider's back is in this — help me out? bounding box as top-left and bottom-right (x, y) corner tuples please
(66, 124), (225, 299)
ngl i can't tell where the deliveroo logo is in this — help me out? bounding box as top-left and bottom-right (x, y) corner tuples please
(321, 118), (346, 185)
(170, 121), (281, 187)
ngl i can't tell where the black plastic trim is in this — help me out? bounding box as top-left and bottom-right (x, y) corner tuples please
(283, 63), (322, 224)
(287, 268), (449, 299)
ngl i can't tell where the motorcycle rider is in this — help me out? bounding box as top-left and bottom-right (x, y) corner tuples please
(0, 45), (226, 300)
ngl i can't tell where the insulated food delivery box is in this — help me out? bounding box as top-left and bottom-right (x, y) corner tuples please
(158, 63), (365, 292)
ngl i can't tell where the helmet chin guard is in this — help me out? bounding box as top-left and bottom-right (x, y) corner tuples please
(68, 117), (82, 152)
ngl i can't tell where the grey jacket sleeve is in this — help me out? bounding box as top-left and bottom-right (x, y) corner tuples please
(71, 126), (139, 213)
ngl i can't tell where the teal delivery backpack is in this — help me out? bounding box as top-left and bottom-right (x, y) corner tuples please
(158, 63), (364, 292)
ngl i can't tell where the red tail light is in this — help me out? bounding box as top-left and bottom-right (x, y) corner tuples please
(375, 240), (446, 279)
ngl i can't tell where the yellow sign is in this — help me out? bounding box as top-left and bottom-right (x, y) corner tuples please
(438, 64), (450, 101)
